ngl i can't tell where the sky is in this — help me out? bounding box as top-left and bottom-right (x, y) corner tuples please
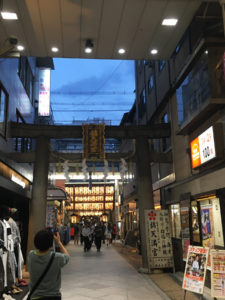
(50, 58), (136, 125)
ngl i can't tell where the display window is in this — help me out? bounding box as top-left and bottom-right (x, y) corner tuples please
(190, 196), (224, 267)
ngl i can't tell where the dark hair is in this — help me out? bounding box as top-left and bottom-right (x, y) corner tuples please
(0, 205), (10, 220)
(34, 230), (53, 251)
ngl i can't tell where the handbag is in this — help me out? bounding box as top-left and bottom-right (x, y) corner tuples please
(27, 252), (55, 300)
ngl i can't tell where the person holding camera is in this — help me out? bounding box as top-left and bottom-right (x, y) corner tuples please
(28, 229), (69, 300)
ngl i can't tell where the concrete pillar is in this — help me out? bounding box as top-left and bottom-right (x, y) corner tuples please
(136, 136), (154, 272)
(27, 136), (49, 254)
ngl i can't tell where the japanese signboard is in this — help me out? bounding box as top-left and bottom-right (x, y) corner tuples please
(82, 124), (105, 159)
(180, 200), (190, 260)
(190, 126), (216, 168)
(145, 209), (173, 270)
(211, 250), (225, 298)
(38, 68), (50, 116)
(46, 206), (55, 228)
(182, 246), (209, 294)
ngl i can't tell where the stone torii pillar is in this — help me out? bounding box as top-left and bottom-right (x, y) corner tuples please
(27, 136), (50, 253)
(136, 136), (154, 272)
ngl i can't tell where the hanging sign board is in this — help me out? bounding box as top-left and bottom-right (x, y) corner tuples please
(182, 246), (209, 294)
(82, 124), (105, 159)
(190, 126), (216, 168)
(145, 209), (173, 270)
(38, 68), (51, 116)
(211, 250), (225, 298)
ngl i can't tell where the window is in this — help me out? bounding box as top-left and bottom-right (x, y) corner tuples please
(148, 75), (154, 93)
(161, 113), (169, 151)
(18, 57), (34, 103)
(176, 53), (210, 125)
(138, 88), (146, 118)
(159, 60), (166, 71)
(0, 83), (8, 138)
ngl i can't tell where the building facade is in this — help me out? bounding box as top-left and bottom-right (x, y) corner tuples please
(122, 1), (225, 276)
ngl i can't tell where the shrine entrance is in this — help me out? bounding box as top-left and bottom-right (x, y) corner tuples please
(9, 121), (171, 271)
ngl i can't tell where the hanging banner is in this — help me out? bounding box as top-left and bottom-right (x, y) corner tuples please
(211, 250), (225, 298)
(145, 209), (173, 270)
(180, 200), (190, 260)
(38, 68), (51, 116)
(182, 246), (209, 294)
(82, 124), (105, 160)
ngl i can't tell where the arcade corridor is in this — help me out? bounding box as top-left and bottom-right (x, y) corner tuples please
(60, 243), (168, 300)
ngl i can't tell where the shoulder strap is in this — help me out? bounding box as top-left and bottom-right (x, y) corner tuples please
(27, 252), (55, 299)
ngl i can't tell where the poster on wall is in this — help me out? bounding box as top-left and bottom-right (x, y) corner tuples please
(46, 206), (55, 228)
(211, 250), (225, 298)
(182, 246), (209, 294)
(180, 200), (190, 260)
(145, 209), (173, 270)
(201, 205), (214, 267)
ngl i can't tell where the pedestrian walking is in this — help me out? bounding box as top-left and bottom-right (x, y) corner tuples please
(105, 223), (112, 247)
(74, 223), (80, 245)
(28, 229), (69, 300)
(94, 222), (103, 252)
(82, 223), (91, 252)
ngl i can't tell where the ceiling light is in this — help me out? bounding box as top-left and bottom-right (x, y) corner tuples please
(151, 49), (158, 55)
(1, 12), (18, 20)
(17, 45), (24, 51)
(118, 48), (126, 54)
(85, 39), (93, 54)
(51, 47), (59, 52)
(162, 18), (178, 26)
(205, 50), (208, 54)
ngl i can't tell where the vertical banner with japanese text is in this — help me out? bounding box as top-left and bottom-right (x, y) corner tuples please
(211, 250), (225, 298)
(145, 209), (173, 270)
(82, 124), (105, 160)
(182, 246), (209, 294)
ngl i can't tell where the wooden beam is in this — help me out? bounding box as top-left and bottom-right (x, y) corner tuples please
(9, 122), (170, 139)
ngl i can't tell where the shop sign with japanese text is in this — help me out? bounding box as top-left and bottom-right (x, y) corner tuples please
(190, 126), (216, 168)
(182, 246), (209, 294)
(145, 209), (173, 270)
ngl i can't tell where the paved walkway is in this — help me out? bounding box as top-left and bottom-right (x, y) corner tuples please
(61, 242), (170, 300)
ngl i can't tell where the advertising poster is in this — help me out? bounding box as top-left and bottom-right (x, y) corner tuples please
(180, 200), (190, 259)
(182, 246), (209, 294)
(211, 250), (225, 298)
(145, 210), (173, 270)
(201, 205), (214, 267)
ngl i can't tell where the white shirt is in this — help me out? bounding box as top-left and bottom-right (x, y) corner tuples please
(82, 227), (91, 237)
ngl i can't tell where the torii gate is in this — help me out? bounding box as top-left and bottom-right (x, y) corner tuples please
(10, 121), (171, 272)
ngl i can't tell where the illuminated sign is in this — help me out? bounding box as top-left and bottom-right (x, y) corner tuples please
(191, 127), (216, 168)
(38, 68), (50, 116)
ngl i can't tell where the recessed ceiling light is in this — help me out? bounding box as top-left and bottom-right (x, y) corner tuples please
(1, 12), (18, 20)
(17, 45), (24, 51)
(151, 49), (158, 55)
(162, 18), (178, 26)
(51, 47), (59, 52)
(85, 39), (94, 54)
(205, 50), (208, 54)
(118, 48), (126, 54)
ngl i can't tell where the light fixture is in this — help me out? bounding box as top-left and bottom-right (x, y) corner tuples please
(205, 50), (208, 54)
(85, 39), (93, 54)
(151, 49), (158, 55)
(17, 45), (24, 51)
(1, 12), (18, 20)
(51, 47), (59, 53)
(118, 48), (126, 55)
(162, 18), (178, 26)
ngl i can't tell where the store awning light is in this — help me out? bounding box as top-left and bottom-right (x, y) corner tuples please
(1, 12), (18, 20)
(162, 18), (178, 26)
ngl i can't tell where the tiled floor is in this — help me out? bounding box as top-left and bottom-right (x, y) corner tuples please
(61, 242), (170, 300)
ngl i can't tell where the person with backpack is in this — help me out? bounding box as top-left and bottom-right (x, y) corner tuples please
(94, 222), (103, 252)
(28, 229), (69, 300)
